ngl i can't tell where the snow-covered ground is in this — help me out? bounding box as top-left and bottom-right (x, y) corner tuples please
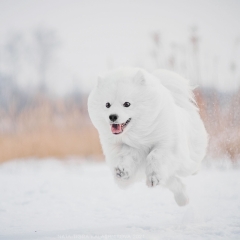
(0, 159), (239, 240)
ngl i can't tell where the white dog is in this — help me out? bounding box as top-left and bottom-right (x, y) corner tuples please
(88, 68), (208, 206)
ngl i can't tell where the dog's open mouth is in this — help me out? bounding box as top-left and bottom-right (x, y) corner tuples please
(111, 118), (131, 134)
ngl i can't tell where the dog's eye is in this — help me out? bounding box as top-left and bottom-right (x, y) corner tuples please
(106, 102), (111, 108)
(123, 102), (131, 107)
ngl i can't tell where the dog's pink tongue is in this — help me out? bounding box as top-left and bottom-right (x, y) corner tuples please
(111, 124), (122, 134)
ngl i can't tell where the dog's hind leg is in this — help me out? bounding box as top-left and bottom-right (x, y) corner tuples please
(166, 176), (189, 206)
(145, 148), (177, 188)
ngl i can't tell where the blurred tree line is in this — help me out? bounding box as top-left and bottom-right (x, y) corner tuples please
(0, 28), (87, 132)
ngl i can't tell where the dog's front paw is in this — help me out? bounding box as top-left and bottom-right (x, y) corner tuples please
(115, 165), (130, 180)
(146, 173), (166, 188)
(146, 175), (159, 187)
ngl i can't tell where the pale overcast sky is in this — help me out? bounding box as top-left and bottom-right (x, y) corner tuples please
(0, 0), (239, 94)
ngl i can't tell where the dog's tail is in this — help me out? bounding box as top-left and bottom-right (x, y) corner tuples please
(152, 69), (198, 112)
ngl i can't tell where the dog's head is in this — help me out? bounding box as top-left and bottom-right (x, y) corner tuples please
(88, 68), (160, 137)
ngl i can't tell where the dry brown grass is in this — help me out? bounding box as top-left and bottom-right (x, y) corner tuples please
(0, 89), (239, 163)
(0, 127), (102, 162)
(0, 127), (103, 163)
(0, 97), (103, 163)
(195, 88), (240, 161)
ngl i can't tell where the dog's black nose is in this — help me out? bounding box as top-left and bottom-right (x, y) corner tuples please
(109, 114), (118, 122)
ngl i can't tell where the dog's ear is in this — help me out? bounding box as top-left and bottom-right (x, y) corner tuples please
(133, 70), (146, 85)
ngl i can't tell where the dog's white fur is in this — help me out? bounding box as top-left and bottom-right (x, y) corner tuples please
(88, 68), (208, 206)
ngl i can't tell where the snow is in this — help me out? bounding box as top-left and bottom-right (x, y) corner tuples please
(0, 159), (240, 240)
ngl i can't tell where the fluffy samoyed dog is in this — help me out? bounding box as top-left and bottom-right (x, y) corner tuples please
(88, 68), (208, 206)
